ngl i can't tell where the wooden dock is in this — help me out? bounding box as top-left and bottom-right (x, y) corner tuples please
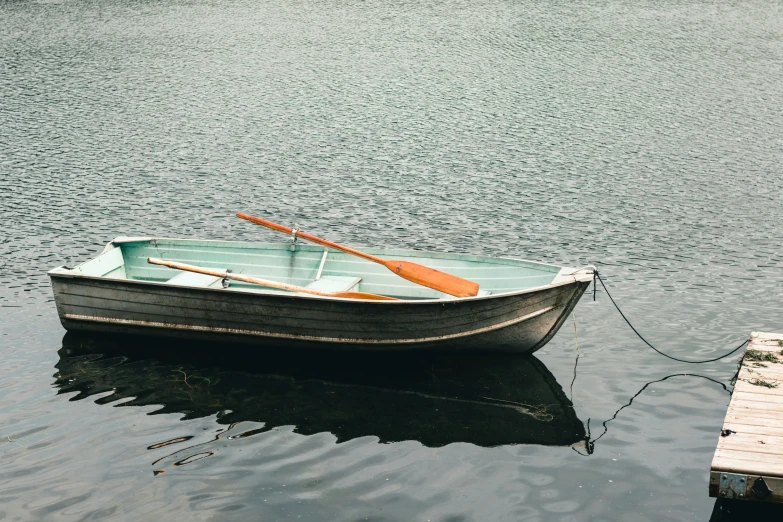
(710, 332), (783, 503)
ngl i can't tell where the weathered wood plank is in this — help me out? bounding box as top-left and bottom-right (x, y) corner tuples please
(726, 407), (783, 424)
(716, 432), (783, 455)
(723, 413), (783, 428)
(713, 448), (783, 475)
(732, 390), (783, 403)
(752, 332), (783, 343)
(722, 422), (783, 437)
(726, 400), (783, 414)
(742, 362), (783, 375)
(734, 376), (783, 395)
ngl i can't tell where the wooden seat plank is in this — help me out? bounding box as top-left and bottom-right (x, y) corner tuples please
(166, 271), (223, 288)
(305, 276), (362, 293)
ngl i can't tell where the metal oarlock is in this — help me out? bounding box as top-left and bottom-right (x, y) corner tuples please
(290, 224), (300, 251)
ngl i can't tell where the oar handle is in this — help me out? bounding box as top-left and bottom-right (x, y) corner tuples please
(149, 258), (228, 278)
(236, 212), (383, 264)
(235, 213), (294, 235)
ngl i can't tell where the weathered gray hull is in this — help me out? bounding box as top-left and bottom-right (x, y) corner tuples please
(51, 275), (590, 354)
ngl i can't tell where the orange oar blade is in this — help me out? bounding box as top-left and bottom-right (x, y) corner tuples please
(384, 260), (480, 298)
(332, 291), (398, 301)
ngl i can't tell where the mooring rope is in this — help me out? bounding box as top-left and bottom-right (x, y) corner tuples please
(571, 372), (731, 456)
(594, 271), (749, 364)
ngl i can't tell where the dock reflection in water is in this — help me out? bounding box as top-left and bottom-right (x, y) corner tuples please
(54, 333), (586, 450)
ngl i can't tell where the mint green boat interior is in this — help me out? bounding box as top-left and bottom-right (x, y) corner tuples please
(64, 238), (564, 300)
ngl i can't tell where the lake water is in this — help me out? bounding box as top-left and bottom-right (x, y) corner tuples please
(1, 0), (782, 520)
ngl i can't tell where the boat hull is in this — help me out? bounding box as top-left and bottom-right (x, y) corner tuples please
(51, 275), (590, 354)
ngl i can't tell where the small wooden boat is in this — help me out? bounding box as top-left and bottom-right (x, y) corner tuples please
(49, 237), (594, 354)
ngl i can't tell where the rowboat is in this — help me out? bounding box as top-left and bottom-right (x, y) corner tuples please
(48, 236), (594, 354)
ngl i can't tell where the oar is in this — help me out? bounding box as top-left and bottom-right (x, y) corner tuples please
(147, 258), (397, 301)
(236, 212), (480, 298)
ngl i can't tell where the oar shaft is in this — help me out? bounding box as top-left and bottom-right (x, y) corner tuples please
(236, 212), (383, 264)
(147, 258), (396, 301)
(149, 258), (229, 279)
(232, 273), (332, 296)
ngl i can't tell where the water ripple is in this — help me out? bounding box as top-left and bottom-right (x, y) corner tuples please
(1, 0), (782, 520)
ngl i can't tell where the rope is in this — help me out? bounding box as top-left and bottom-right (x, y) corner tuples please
(594, 271), (748, 364)
(572, 373), (731, 456)
(569, 313), (580, 403)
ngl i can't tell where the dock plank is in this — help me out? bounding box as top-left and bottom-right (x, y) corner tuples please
(716, 433), (783, 455)
(738, 366), (783, 379)
(713, 448), (783, 474)
(710, 332), (783, 503)
(722, 422), (783, 437)
(725, 407), (783, 423)
(733, 380), (783, 397)
(727, 400), (783, 414)
(732, 383), (781, 404)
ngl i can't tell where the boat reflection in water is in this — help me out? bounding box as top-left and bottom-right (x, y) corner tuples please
(54, 333), (586, 449)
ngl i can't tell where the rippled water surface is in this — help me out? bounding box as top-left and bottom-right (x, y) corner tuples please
(2, 0), (782, 520)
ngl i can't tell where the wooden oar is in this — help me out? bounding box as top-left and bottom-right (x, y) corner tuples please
(147, 258), (397, 301)
(236, 212), (480, 298)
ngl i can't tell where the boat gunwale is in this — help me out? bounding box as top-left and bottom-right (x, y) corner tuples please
(49, 268), (592, 305)
(48, 237), (594, 305)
